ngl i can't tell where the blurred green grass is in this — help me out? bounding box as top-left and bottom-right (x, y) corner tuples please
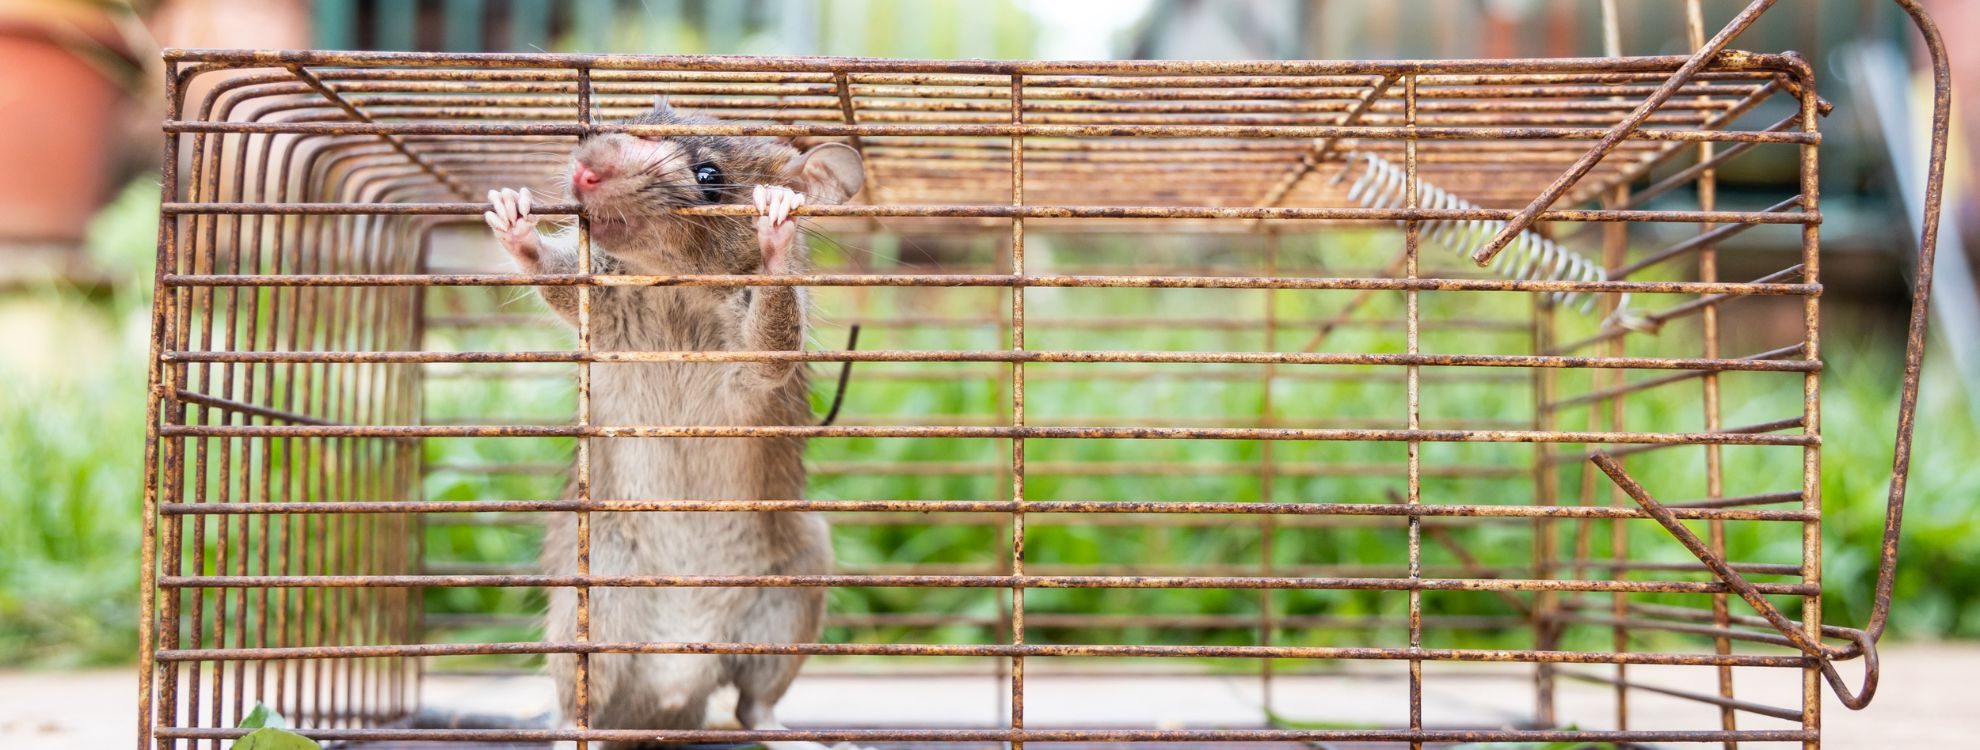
(3, 176), (1977, 668)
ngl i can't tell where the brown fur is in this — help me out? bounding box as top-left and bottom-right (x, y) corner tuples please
(488, 102), (864, 749)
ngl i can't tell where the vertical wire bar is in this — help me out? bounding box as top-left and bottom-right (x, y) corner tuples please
(1257, 229), (1280, 719)
(313, 205), (341, 729)
(318, 199), (344, 734)
(262, 150), (303, 721)
(214, 125), (260, 733)
(348, 212), (387, 728)
(1402, 74), (1425, 750)
(184, 99), (223, 747)
(289, 207), (322, 726)
(236, 128), (281, 732)
(992, 230), (1013, 726)
(994, 234), (1013, 726)
(402, 247), (426, 722)
(1530, 296), (1559, 728)
(1797, 67), (1824, 750)
(372, 232), (405, 726)
(326, 204), (362, 730)
(574, 65), (597, 750)
(405, 221), (430, 723)
(1007, 70), (1028, 750)
(249, 135), (293, 718)
(1686, 3), (1738, 747)
(1598, 3), (1630, 729)
(138, 60), (181, 750)
(1603, 187), (1631, 730)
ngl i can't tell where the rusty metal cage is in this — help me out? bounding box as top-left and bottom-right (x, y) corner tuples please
(140, 1), (1955, 747)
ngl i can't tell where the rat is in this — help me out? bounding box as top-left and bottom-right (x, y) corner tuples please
(482, 100), (864, 750)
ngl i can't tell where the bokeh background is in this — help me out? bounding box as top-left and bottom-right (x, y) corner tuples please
(1, 0), (1975, 695)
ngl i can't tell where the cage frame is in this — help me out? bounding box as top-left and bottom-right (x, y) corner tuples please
(137, 0), (1954, 747)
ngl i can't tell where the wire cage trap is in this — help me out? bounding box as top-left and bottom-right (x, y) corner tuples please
(139, 1), (1955, 748)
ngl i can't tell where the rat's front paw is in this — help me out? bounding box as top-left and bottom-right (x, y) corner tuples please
(753, 185), (806, 271)
(483, 188), (542, 268)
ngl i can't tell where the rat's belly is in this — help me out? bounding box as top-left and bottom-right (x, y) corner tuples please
(571, 361), (813, 576)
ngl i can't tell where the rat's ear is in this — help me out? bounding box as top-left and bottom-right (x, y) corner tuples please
(785, 143), (865, 205)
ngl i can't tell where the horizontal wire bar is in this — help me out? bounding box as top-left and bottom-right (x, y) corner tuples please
(159, 199), (1816, 224)
(424, 611), (1522, 631)
(1603, 601), (1865, 643)
(162, 272), (1820, 296)
(152, 639), (1809, 667)
(1545, 344), (1808, 410)
(158, 499), (1816, 522)
(164, 46), (1802, 75)
(1544, 417), (1807, 463)
(157, 422), (1817, 445)
(425, 559), (1802, 579)
(1555, 670), (1803, 722)
(162, 349), (1825, 371)
(1554, 266), (1806, 354)
(1664, 490), (1807, 510)
(162, 119), (1821, 142)
(150, 726), (1815, 745)
(157, 574), (1816, 596)
(1612, 196), (1804, 278)
(433, 460), (1526, 478)
(160, 200), (1814, 225)
(422, 365), (1532, 383)
(430, 313), (1533, 332)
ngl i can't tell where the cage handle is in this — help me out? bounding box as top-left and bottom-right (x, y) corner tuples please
(1600, 1), (1948, 711)
(1860, 0), (1953, 664)
(1584, 4), (1951, 708)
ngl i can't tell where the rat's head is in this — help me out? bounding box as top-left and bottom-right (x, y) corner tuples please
(567, 100), (864, 226)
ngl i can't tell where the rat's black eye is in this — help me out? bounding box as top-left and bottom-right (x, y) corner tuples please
(693, 163), (722, 203)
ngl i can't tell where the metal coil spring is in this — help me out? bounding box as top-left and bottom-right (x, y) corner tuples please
(1332, 151), (1630, 319)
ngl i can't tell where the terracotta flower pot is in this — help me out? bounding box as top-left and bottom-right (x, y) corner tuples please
(0, 4), (131, 252)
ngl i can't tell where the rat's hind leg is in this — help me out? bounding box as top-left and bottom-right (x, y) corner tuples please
(731, 553), (849, 750)
(736, 690), (861, 750)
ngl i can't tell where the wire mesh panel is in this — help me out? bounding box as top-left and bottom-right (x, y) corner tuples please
(139, 2), (1953, 748)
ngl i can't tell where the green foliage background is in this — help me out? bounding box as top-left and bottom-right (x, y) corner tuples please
(2, 175), (1977, 671)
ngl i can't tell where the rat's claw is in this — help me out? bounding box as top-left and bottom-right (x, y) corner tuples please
(754, 185), (803, 270)
(782, 189), (806, 225)
(486, 187), (542, 267)
(755, 184), (806, 226)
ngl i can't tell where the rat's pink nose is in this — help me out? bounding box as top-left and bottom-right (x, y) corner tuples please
(573, 164), (606, 195)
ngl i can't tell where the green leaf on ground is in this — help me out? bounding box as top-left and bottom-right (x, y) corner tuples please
(1262, 705), (1384, 730)
(239, 703), (278, 729)
(234, 704), (316, 749)
(233, 727), (322, 750)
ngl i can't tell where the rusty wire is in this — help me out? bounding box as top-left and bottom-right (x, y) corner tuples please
(136, 2), (1953, 747)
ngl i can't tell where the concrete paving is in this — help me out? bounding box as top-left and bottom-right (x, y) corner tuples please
(9, 642), (1979, 749)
